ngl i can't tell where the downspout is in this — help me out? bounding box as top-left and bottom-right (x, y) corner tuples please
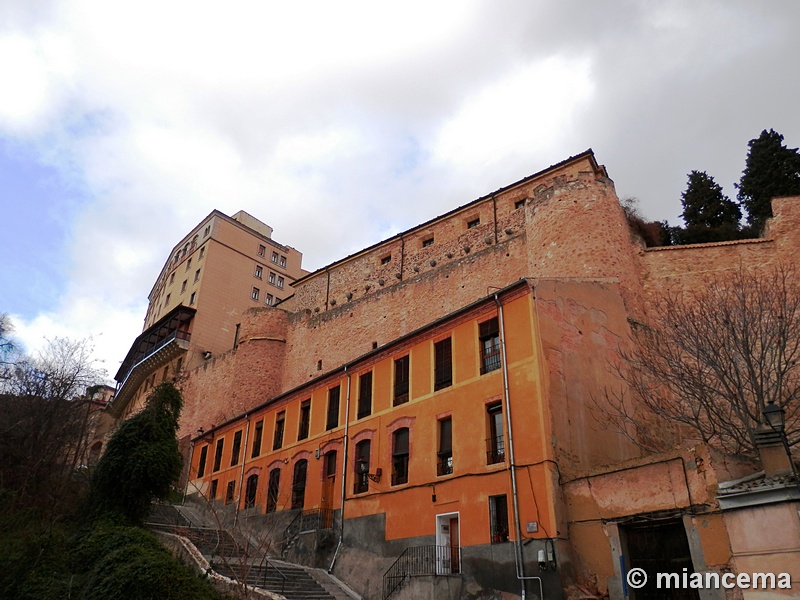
(399, 234), (405, 282)
(325, 267), (331, 311)
(182, 440), (195, 505)
(329, 366), (351, 573)
(492, 194), (499, 244)
(233, 414), (251, 528)
(496, 294), (542, 600)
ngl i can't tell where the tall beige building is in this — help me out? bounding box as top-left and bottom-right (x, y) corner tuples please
(110, 210), (305, 419)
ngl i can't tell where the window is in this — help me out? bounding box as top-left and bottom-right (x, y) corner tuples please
(291, 460), (307, 509)
(277, 276), (284, 289)
(181, 280), (187, 293)
(197, 445), (208, 478)
(186, 257), (192, 271)
(268, 271), (276, 284)
(199, 246), (205, 259)
(266, 294), (273, 306)
(252, 287), (260, 301)
(392, 428), (409, 486)
(204, 225), (210, 237)
(258, 244), (266, 257)
(297, 400), (310, 440)
(380, 255), (391, 265)
(437, 417), (453, 476)
(271, 251), (279, 263)
(480, 318), (501, 374)
(489, 495), (510, 543)
(190, 291), (197, 305)
(210, 479), (218, 499)
(467, 217), (480, 229)
(213, 438), (224, 472)
(230, 430), (243, 466)
(225, 480), (236, 504)
(194, 268), (201, 282)
(266, 468), (280, 513)
(514, 199), (525, 210)
(354, 440), (371, 494)
(357, 371), (372, 419)
(326, 386), (340, 430)
(434, 338), (453, 390)
(279, 255), (286, 267)
(323, 450), (337, 479)
(394, 355), (410, 405)
(422, 237), (434, 248)
(245, 474), (258, 508)
(169, 273), (175, 284)
(165, 293), (171, 306)
(251, 420), (263, 458)
(273, 411), (285, 450)
(255, 265), (263, 279)
(486, 403), (505, 465)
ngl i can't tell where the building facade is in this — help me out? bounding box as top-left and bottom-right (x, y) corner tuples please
(177, 151), (800, 599)
(110, 210), (305, 421)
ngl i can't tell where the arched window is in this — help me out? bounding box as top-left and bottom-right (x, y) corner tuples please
(245, 474), (258, 509)
(266, 468), (280, 513)
(291, 460), (308, 509)
(354, 440), (371, 494)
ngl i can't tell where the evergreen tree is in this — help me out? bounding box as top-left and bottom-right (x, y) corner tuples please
(737, 129), (800, 230)
(676, 170), (741, 244)
(90, 382), (183, 524)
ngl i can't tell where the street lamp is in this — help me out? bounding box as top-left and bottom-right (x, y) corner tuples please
(763, 401), (785, 433)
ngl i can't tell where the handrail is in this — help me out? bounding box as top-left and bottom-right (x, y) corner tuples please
(262, 559), (288, 594)
(383, 545), (459, 599)
(116, 329), (191, 391)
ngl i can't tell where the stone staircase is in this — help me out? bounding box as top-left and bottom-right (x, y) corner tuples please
(147, 504), (355, 600)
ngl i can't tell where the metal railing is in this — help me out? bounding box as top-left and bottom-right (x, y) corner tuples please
(383, 545), (460, 599)
(281, 507), (335, 557)
(117, 329), (191, 391)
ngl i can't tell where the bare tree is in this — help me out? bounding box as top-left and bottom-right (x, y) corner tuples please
(595, 265), (800, 456)
(0, 335), (108, 515)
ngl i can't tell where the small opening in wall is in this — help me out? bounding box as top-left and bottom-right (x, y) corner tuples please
(380, 255), (391, 265)
(467, 218), (480, 229)
(317, 360), (323, 371)
(372, 341), (378, 349)
(422, 237), (434, 248)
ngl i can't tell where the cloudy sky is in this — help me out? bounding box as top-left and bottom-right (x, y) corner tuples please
(2, 1), (799, 380)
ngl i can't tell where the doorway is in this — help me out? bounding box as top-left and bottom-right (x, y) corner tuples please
(435, 512), (461, 574)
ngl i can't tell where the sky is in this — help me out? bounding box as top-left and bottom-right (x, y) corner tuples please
(1, 1), (799, 382)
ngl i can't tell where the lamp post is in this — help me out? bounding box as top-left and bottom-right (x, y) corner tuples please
(761, 401), (798, 481)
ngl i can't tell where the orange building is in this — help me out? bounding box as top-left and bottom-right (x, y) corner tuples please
(177, 151), (800, 599)
(110, 210), (305, 420)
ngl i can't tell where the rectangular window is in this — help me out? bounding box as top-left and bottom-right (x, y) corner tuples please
(277, 276), (284, 288)
(380, 254), (391, 265)
(213, 438), (224, 472)
(326, 386), (340, 430)
(271, 251), (279, 263)
(197, 445), (208, 478)
(467, 217), (480, 229)
(255, 265), (263, 279)
(422, 237), (434, 248)
(486, 403), (505, 465)
(165, 293), (171, 306)
(268, 271), (276, 284)
(489, 495), (510, 543)
(186, 257), (192, 271)
(199, 246), (205, 259)
(279, 255), (286, 267)
(181, 280), (187, 293)
(394, 355), (410, 406)
(251, 420), (263, 458)
(357, 371), (373, 419)
(252, 287), (260, 301)
(189, 291), (197, 305)
(230, 430), (242, 467)
(480, 318), (501, 374)
(514, 199), (525, 210)
(273, 411), (285, 450)
(392, 428), (409, 486)
(437, 417), (453, 476)
(169, 273), (175, 284)
(298, 400), (311, 440)
(258, 244), (266, 257)
(210, 479), (218, 499)
(434, 337), (453, 390)
(225, 480), (236, 504)
(194, 268), (201, 282)
(266, 294), (273, 306)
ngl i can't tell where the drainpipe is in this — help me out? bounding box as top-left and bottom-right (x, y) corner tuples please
(182, 440), (194, 505)
(233, 413), (251, 528)
(329, 366), (351, 573)
(495, 294), (542, 600)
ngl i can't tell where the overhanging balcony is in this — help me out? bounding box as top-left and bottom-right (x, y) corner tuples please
(110, 305), (195, 417)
